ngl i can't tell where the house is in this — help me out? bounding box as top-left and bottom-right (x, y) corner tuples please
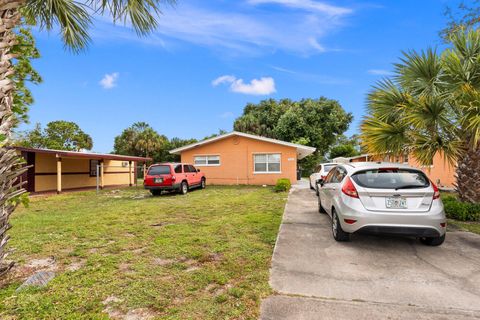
(169, 131), (316, 185)
(13, 146), (151, 193)
(333, 152), (456, 188)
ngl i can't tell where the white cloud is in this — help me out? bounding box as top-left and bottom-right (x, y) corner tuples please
(247, 0), (352, 16)
(212, 75), (276, 95)
(99, 72), (119, 89)
(367, 69), (394, 76)
(92, 1), (353, 56)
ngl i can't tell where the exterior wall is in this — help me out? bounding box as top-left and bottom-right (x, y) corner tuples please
(33, 153), (135, 192)
(180, 135), (298, 185)
(348, 152), (456, 188)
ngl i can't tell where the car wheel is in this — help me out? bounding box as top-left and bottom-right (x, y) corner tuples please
(309, 181), (314, 190)
(180, 181), (188, 195)
(317, 194), (326, 213)
(201, 178), (206, 189)
(315, 183), (320, 196)
(420, 234), (445, 246)
(332, 209), (350, 242)
(150, 190), (161, 196)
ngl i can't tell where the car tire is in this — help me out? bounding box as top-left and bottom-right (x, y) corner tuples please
(309, 181), (314, 190)
(332, 209), (350, 242)
(180, 181), (188, 195)
(317, 194), (326, 214)
(201, 178), (206, 189)
(420, 234), (445, 246)
(150, 190), (161, 196)
(315, 183), (320, 196)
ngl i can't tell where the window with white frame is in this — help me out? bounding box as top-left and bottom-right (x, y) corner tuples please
(194, 155), (220, 166)
(254, 153), (281, 173)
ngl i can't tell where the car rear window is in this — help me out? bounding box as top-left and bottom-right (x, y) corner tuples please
(323, 164), (336, 173)
(148, 165), (171, 175)
(351, 168), (430, 189)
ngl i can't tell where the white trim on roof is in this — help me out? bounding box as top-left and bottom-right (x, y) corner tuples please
(169, 131), (316, 159)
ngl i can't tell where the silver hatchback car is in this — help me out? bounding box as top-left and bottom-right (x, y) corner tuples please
(317, 162), (446, 246)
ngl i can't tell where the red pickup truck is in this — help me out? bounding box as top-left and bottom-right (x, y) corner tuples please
(144, 163), (206, 196)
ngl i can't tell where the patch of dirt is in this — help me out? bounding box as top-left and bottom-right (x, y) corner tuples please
(103, 295), (124, 305)
(131, 247), (145, 254)
(152, 258), (175, 266)
(150, 222), (172, 227)
(199, 253), (223, 263)
(88, 248), (99, 254)
(213, 283), (232, 296)
(66, 259), (86, 272)
(25, 256), (57, 271)
(124, 308), (156, 320)
(185, 266), (200, 272)
(118, 263), (132, 272)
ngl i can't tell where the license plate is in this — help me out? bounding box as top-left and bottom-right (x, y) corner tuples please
(154, 178), (163, 184)
(386, 197), (407, 209)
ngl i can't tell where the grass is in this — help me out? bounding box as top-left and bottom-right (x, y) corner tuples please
(448, 220), (480, 235)
(0, 185), (287, 319)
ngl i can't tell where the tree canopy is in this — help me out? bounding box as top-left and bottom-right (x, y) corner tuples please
(113, 122), (167, 159)
(328, 135), (361, 159)
(16, 121), (93, 151)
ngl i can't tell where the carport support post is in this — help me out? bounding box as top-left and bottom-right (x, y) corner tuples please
(128, 161), (133, 187)
(100, 160), (104, 190)
(56, 157), (62, 194)
(143, 163), (147, 179)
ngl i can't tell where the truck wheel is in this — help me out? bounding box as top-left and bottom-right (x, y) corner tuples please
(180, 181), (188, 195)
(201, 178), (206, 189)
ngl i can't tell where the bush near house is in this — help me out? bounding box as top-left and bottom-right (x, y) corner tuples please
(274, 178), (291, 192)
(442, 196), (480, 222)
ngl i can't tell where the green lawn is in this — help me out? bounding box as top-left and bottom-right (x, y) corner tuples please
(0, 186), (287, 319)
(448, 220), (480, 235)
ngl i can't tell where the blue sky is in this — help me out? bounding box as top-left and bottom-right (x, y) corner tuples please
(22, 0), (452, 153)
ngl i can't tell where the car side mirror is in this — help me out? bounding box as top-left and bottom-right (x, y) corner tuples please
(197, 169), (201, 172)
(317, 179), (324, 187)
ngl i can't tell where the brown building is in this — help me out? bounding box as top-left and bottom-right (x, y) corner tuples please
(14, 146), (151, 193)
(170, 131), (316, 185)
(333, 152), (456, 188)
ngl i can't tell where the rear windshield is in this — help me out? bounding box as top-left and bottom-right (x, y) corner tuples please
(148, 165), (171, 175)
(351, 169), (430, 189)
(323, 165), (336, 173)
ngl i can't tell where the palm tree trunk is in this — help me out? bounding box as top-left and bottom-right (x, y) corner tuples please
(455, 146), (480, 203)
(0, 0), (26, 277)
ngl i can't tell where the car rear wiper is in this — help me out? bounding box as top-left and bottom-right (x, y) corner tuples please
(395, 185), (427, 190)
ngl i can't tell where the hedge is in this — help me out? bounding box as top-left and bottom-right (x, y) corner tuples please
(274, 178), (291, 192)
(442, 196), (480, 222)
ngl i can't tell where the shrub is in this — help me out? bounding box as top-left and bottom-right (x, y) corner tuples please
(274, 178), (291, 192)
(442, 196), (480, 221)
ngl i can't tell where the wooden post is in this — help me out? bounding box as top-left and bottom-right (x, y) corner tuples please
(56, 157), (62, 194)
(100, 160), (104, 190)
(128, 161), (133, 187)
(143, 163), (147, 179)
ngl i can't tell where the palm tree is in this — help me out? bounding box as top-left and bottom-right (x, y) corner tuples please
(361, 29), (480, 203)
(0, 0), (174, 276)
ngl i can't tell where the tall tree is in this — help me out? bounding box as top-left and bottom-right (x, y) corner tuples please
(0, 0), (175, 276)
(361, 29), (480, 203)
(328, 135), (361, 159)
(234, 98), (353, 173)
(113, 122), (166, 159)
(16, 120), (93, 151)
(441, 1), (480, 40)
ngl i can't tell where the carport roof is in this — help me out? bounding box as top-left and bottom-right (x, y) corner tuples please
(12, 146), (152, 162)
(169, 131), (316, 159)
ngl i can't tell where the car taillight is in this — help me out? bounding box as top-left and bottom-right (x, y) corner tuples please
(321, 175), (326, 180)
(342, 176), (359, 198)
(344, 219), (357, 224)
(431, 180), (440, 200)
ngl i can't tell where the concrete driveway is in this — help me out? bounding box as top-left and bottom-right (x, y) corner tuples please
(261, 182), (480, 319)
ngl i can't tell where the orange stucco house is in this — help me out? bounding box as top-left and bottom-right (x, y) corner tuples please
(170, 131), (316, 185)
(334, 152), (456, 188)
